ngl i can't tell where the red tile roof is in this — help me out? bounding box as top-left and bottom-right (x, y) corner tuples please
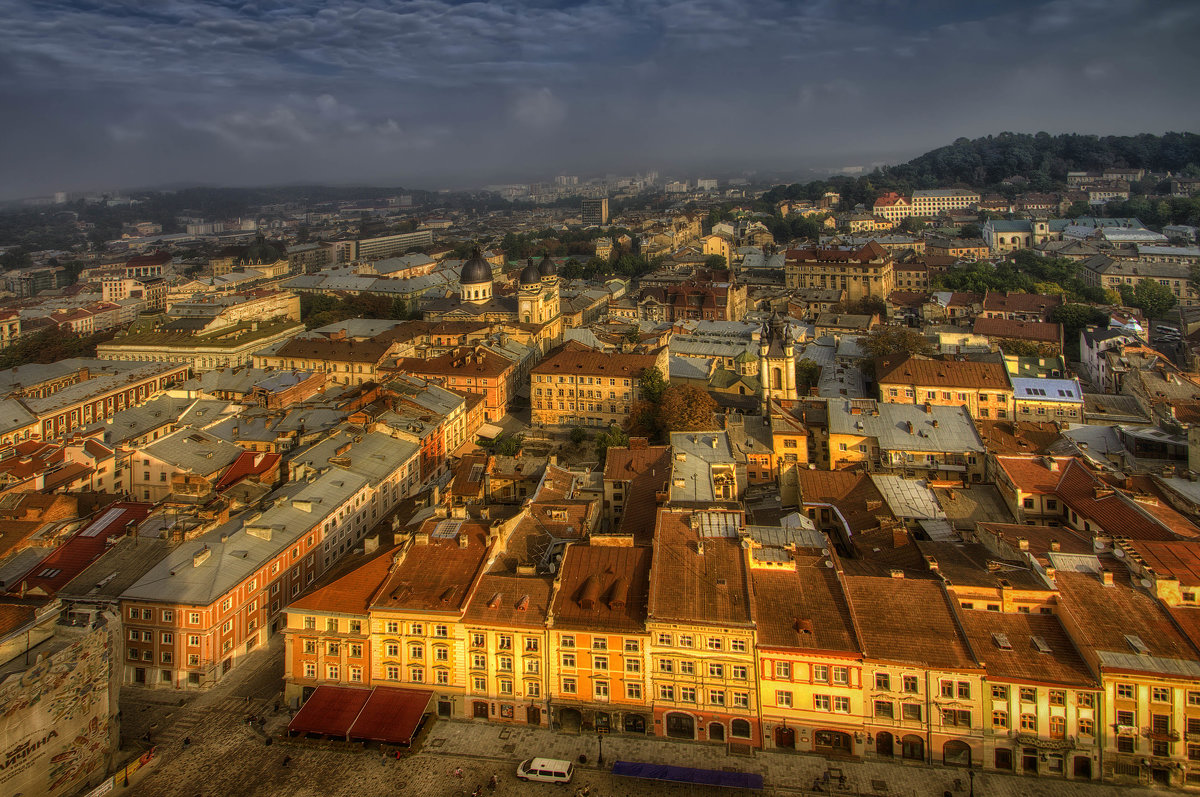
(876, 356), (1011, 391)
(648, 508), (752, 627)
(1054, 459), (1189, 541)
(957, 611), (1095, 688)
(532, 341), (662, 379)
(843, 575), (978, 670)
(551, 544), (652, 632)
(752, 561), (859, 654)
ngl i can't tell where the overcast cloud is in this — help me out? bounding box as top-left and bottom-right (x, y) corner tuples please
(1, 0), (1198, 197)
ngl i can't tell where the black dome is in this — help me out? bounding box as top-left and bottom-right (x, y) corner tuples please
(460, 248), (492, 285)
(519, 258), (541, 285)
(537, 255), (556, 277)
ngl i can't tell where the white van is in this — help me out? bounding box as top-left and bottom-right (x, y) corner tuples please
(516, 757), (575, 783)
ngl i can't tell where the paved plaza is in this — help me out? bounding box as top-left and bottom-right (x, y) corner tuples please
(111, 638), (1175, 797)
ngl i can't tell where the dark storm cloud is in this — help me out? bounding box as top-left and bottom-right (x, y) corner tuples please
(0, 0), (1198, 197)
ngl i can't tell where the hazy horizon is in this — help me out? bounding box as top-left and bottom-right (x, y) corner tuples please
(2, 0), (1199, 200)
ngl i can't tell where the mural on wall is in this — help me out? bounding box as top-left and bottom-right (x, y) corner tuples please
(0, 624), (117, 797)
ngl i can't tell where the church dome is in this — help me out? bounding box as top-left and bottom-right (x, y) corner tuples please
(519, 258), (541, 286)
(537, 254), (557, 277)
(460, 248), (493, 285)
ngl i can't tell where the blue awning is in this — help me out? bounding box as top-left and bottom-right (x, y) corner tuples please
(612, 761), (764, 790)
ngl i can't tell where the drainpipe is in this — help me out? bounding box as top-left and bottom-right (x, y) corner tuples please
(926, 670), (934, 765)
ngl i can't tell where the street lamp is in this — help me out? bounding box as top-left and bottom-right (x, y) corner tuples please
(968, 768), (975, 797)
(597, 729), (606, 767)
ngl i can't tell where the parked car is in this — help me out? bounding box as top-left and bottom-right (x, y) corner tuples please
(516, 757), (575, 784)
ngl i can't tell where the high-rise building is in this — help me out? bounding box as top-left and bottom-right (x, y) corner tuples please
(581, 198), (609, 226)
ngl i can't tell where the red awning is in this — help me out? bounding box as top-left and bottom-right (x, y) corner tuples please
(288, 685), (371, 737)
(347, 687), (433, 745)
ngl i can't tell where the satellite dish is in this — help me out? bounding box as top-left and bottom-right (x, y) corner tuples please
(821, 548), (830, 556)
(1114, 548), (1125, 558)
(1141, 578), (1153, 589)
(824, 560), (834, 568)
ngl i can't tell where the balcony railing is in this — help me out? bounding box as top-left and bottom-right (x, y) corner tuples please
(1142, 727), (1180, 742)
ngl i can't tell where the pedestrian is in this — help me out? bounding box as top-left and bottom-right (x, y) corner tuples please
(182, 737), (191, 747)
(472, 786), (483, 797)
(394, 749), (401, 761)
(453, 766), (464, 779)
(282, 755), (291, 768)
(488, 773), (498, 790)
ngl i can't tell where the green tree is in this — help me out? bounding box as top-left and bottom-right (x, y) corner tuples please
(639, 366), (667, 405)
(657, 385), (717, 433)
(1131, 278), (1178, 319)
(796, 359), (821, 393)
(860, 326), (935, 360)
(488, 434), (523, 457)
(704, 254), (727, 270)
(568, 426), (588, 446)
(958, 223), (982, 239)
(897, 216), (924, 234)
(594, 425), (630, 462)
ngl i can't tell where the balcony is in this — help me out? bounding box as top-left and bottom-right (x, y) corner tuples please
(1014, 733), (1076, 751)
(1142, 727), (1180, 742)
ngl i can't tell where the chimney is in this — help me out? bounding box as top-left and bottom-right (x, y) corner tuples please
(1101, 569), (1114, 586)
(1050, 539), (1061, 552)
(889, 569), (905, 579)
(458, 534), (469, 549)
(906, 421), (914, 434)
(923, 402), (932, 413)
(1017, 537), (1029, 551)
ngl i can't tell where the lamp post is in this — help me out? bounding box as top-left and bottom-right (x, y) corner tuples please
(597, 729), (605, 767)
(968, 768), (975, 797)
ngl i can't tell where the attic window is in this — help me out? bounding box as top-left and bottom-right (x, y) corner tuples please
(992, 632), (1012, 650)
(1031, 635), (1052, 654)
(37, 568), (61, 579)
(1124, 634), (1150, 655)
(515, 595), (530, 611)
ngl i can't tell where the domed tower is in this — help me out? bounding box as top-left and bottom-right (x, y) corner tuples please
(459, 247), (493, 304)
(518, 257), (543, 324)
(759, 312), (798, 406)
(535, 251), (560, 320)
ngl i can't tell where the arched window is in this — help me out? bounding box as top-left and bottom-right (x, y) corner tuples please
(772, 367), (782, 390)
(731, 719), (751, 738)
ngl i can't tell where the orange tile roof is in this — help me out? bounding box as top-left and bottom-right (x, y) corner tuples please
(796, 470), (894, 533)
(289, 548), (396, 615)
(1119, 539), (1200, 586)
(551, 544), (652, 632)
(1054, 459), (1187, 541)
(462, 572), (554, 628)
(957, 611), (1095, 688)
(974, 421), (1061, 455)
(972, 317), (1063, 343)
(843, 575), (978, 670)
(752, 561), (859, 654)
(876, 356), (1011, 390)
(533, 341), (662, 379)
(648, 509), (753, 627)
(371, 521), (491, 614)
(992, 455), (1076, 495)
(1056, 563), (1198, 662)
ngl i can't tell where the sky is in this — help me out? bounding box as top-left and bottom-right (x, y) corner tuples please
(1, 0), (1198, 198)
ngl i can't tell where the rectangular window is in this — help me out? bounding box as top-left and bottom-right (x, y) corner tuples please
(833, 666), (849, 685)
(814, 694), (831, 711)
(813, 664), (828, 683)
(875, 699), (894, 718)
(679, 687), (696, 703)
(774, 661), (791, 679)
(902, 675), (918, 694)
(1117, 683), (1136, 700)
(875, 673), (890, 691)
(626, 683), (643, 700)
(833, 696), (850, 713)
(777, 691), (793, 708)
(902, 703), (922, 721)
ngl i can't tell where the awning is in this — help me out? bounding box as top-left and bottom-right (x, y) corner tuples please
(612, 761), (764, 790)
(477, 423), (503, 440)
(287, 685), (371, 737)
(348, 687), (433, 745)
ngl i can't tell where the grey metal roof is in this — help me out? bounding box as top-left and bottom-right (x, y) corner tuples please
(668, 431), (737, 503)
(828, 400), (985, 453)
(1010, 377), (1083, 403)
(1096, 650), (1200, 678)
(142, 427), (244, 474)
(289, 429), (419, 487)
(121, 470), (370, 605)
(869, 475), (946, 520)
